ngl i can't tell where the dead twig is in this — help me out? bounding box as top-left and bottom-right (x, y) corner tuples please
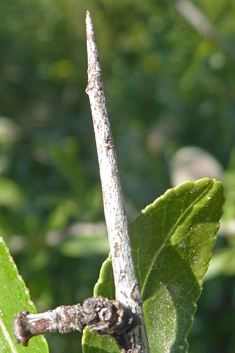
(85, 10), (150, 353)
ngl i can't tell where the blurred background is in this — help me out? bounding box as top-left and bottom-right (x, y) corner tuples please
(1, 0), (235, 352)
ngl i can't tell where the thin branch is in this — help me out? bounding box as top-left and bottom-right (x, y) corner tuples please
(170, 0), (235, 60)
(85, 11), (150, 353)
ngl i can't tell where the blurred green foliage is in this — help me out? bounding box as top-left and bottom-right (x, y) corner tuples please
(0, 0), (235, 352)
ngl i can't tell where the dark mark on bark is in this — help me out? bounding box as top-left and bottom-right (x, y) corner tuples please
(114, 242), (120, 257)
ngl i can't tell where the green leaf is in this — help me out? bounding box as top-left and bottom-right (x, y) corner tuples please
(82, 256), (119, 353)
(0, 177), (26, 211)
(82, 178), (224, 353)
(132, 178), (224, 352)
(93, 255), (115, 299)
(82, 329), (119, 353)
(60, 235), (109, 257)
(0, 237), (49, 353)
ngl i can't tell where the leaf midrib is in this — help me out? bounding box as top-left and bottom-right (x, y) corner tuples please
(0, 315), (18, 353)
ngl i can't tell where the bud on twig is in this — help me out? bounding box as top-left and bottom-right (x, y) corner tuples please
(13, 296), (141, 351)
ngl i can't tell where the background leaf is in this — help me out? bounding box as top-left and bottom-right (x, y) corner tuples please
(82, 178), (224, 353)
(0, 237), (49, 353)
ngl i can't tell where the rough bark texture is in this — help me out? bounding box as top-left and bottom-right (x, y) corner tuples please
(13, 296), (140, 351)
(85, 11), (150, 353)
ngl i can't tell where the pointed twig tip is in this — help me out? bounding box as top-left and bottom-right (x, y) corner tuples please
(86, 10), (94, 38)
(86, 10), (92, 25)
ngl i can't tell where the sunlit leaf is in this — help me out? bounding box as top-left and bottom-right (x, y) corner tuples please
(0, 237), (49, 353)
(93, 255), (115, 299)
(82, 178), (224, 353)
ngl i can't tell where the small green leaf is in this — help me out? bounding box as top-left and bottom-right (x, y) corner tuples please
(82, 178), (224, 353)
(82, 256), (119, 353)
(93, 255), (115, 299)
(0, 237), (49, 353)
